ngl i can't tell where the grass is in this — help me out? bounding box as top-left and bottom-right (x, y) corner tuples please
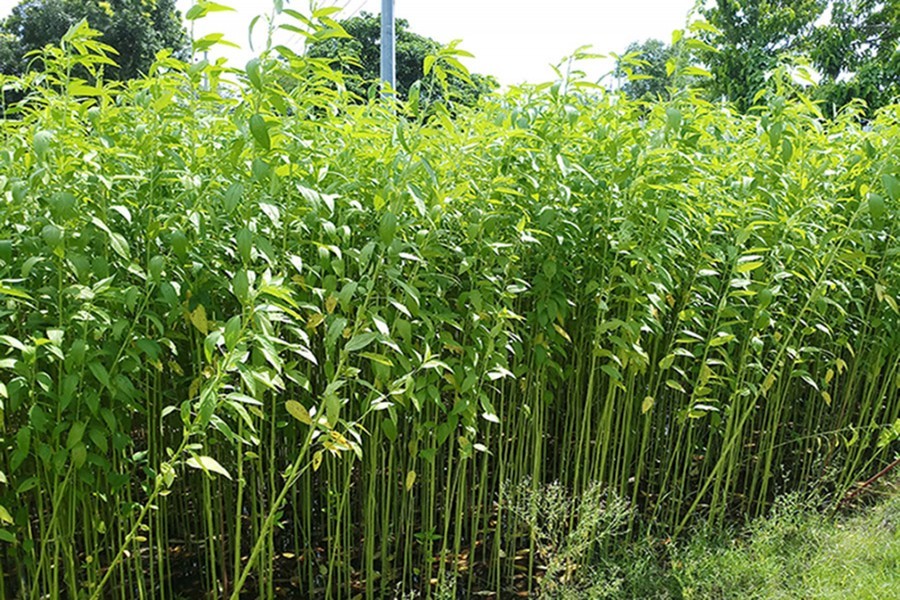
(609, 485), (900, 600)
(474, 478), (900, 599)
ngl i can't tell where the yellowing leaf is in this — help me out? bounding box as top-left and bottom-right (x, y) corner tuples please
(0, 285), (32, 300)
(405, 470), (416, 491)
(190, 305), (209, 335)
(306, 313), (325, 330)
(736, 261), (763, 273)
(285, 400), (312, 425)
(665, 379), (685, 393)
(659, 354), (675, 370)
(312, 450), (323, 472)
(762, 372), (776, 396)
(709, 333), (735, 347)
(821, 390), (832, 406)
(0, 504), (12, 525)
(553, 323), (572, 343)
(359, 352), (394, 367)
(642, 396), (654, 414)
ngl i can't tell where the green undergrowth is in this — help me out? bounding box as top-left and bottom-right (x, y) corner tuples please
(1, 7), (900, 599)
(670, 487), (900, 600)
(458, 482), (900, 599)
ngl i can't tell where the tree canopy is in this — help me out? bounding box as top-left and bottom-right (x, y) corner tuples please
(306, 11), (497, 106)
(617, 1), (900, 115)
(699, 0), (900, 114)
(0, 0), (189, 80)
(810, 0), (900, 113)
(698, 0), (825, 111)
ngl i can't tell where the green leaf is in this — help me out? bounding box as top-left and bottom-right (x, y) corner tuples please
(245, 59), (263, 90)
(88, 362), (111, 388)
(71, 442), (87, 468)
(233, 269), (250, 303)
(868, 193), (885, 221)
(249, 114), (270, 151)
(666, 107), (682, 130)
(681, 65), (712, 78)
(186, 1), (235, 20)
(190, 305), (208, 335)
(41, 224), (62, 249)
(665, 379), (685, 393)
(66, 422), (86, 450)
(224, 182), (244, 212)
(381, 419), (398, 442)
(379, 211), (397, 245)
(882, 174), (900, 202)
(325, 390), (341, 427)
(193, 33), (240, 52)
(33, 130), (53, 157)
(345, 332), (376, 353)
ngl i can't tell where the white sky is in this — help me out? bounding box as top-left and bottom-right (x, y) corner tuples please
(0, 0), (699, 85)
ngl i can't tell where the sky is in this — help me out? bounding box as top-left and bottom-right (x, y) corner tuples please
(0, 0), (700, 85)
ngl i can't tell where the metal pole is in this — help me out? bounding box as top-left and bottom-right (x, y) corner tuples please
(380, 0), (396, 91)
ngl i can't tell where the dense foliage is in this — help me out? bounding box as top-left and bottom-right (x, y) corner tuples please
(0, 10), (899, 600)
(0, 0), (188, 80)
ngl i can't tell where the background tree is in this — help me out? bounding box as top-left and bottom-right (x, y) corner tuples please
(0, 0), (189, 80)
(697, 0), (827, 112)
(306, 11), (497, 106)
(695, 0), (900, 115)
(810, 0), (900, 114)
(615, 38), (676, 101)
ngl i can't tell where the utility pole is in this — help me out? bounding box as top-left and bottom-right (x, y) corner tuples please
(380, 0), (396, 92)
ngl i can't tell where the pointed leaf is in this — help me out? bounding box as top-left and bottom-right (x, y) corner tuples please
(186, 455), (232, 480)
